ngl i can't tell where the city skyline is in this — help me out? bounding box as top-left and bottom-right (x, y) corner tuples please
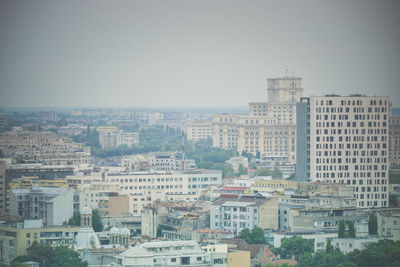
(1, 0), (400, 108)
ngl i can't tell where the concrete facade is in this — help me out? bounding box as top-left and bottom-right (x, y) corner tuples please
(297, 96), (390, 208)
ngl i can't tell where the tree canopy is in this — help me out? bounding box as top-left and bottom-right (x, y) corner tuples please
(12, 242), (88, 267)
(238, 227), (266, 244)
(368, 213), (378, 235)
(272, 235), (313, 261)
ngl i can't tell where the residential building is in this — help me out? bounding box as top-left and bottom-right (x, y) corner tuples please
(273, 230), (338, 252)
(186, 121), (213, 142)
(0, 216), (80, 265)
(331, 236), (391, 253)
(210, 195), (278, 235)
(9, 187), (87, 226)
(115, 240), (209, 266)
(0, 160), (6, 214)
(98, 127), (139, 149)
(389, 115), (400, 167)
(0, 131), (90, 165)
(296, 96), (390, 208)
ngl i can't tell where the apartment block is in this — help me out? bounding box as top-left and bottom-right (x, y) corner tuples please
(210, 195), (278, 235)
(296, 95), (390, 208)
(389, 115), (400, 167)
(98, 127), (139, 149)
(9, 187), (87, 225)
(186, 121), (213, 142)
(0, 216), (80, 265)
(0, 161), (6, 214)
(0, 131), (90, 165)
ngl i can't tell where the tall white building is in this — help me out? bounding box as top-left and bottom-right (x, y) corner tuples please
(296, 95), (390, 208)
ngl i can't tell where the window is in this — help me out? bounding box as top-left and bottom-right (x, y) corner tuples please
(171, 258), (177, 263)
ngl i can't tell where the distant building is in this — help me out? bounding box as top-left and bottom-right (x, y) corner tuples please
(296, 96), (390, 208)
(273, 230), (338, 252)
(186, 121), (213, 142)
(212, 76), (302, 164)
(97, 127), (139, 149)
(0, 131), (90, 165)
(38, 111), (57, 122)
(0, 160), (6, 214)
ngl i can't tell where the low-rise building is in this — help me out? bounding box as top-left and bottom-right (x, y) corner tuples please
(0, 215), (80, 264)
(210, 195), (279, 235)
(115, 240), (209, 266)
(273, 230), (338, 252)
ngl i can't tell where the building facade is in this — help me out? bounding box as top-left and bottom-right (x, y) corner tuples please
(296, 96), (390, 208)
(210, 195), (278, 235)
(212, 76), (302, 164)
(389, 115), (400, 167)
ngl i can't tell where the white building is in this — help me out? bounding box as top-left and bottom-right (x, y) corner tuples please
(115, 240), (209, 266)
(273, 231), (338, 252)
(297, 96), (390, 208)
(99, 129), (139, 149)
(210, 195), (278, 235)
(9, 187), (87, 226)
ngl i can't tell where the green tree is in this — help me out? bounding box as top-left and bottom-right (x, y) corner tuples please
(238, 228), (252, 244)
(11, 262), (29, 267)
(92, 209), (103, 232)
(347, 239), (400, 267)
(67, 212), (80, 226)
(238, 164), (248, 176)
(271, 167), (283, 179)
(274, 236), (313, 260)
(13, 241), (88, 267)
(368, 212), (378, 235)
(339, 219), (346, 238)
(256, 168), (271, 176)
(347, 220), (356, 238)
(326, 238), (334, 254)
(250, 227), (266, 244)
(389, 195), (398, 208)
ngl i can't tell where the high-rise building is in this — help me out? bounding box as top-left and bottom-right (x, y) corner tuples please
(212, 76), (302, 164)
(296, 95), (390, 208)
(389, 115), (400, 167)
(0, 160), (6, 214)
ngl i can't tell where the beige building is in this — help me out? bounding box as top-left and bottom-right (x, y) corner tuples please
(227, 250), (251, 267)
(212, 76), (302, 164)
(389, 115), (400, 167)
(0, 217), (80, 265)
(249, 179), (298, 195)
(186, 121), (213, 142)
(297, 96), (390, 208)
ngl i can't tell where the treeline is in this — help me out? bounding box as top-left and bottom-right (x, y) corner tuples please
(269, 236), (400, 267)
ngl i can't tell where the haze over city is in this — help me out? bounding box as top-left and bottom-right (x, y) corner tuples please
(1, 0), (400, 108)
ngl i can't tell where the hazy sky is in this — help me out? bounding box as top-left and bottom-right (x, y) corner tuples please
(1, 0), (399, 108)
